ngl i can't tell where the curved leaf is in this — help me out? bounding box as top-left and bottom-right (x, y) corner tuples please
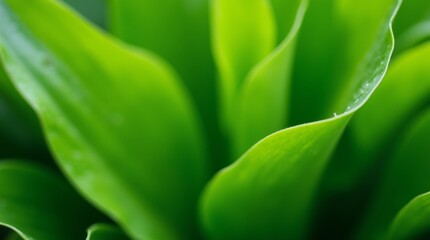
(86, 224), (128, 240)
(0, 160), (100, 240)
(353, 42), (430, 154)
(349, 42), (430, 184)
(201, 1), (400, 239)
(291, 0), (398, 124)
(0, 61), (47, 159)
(233, 0), (307, 156)
(356, 108), (430, 239)
(0, 0), (208, 239)
(388, 192), (430, 240)
(202, 117), (350, 239)
(109, 0), (219, 167)
(393, 0), (430, 54)
(270, 0), (303, 41)
(212, 0), (276, 136)
(395, 20), (430, 55)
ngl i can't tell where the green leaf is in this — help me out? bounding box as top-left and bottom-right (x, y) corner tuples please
(354, 42), (430, 153)
(212, 0), (276, 137)
(0, 0), (208, 239)
(201, 1), (400, 238)
(349, 42), (430, 183)
(388, 192), (430, 240)
(394, 20), (430, 55)
(356, 108), (430, 239)
(86, 224), (128, 240)
(233, 0), (307, 156)
(0, 61), (47, 160)
(291, 0), (398, 124)
(394, 0), (430, 35)
(109, 0), (219, 167)
(393, 0), (430, 54)
(202, 117), (350, 239)
(212, 0), (308, 158)
(270, 0), (304, 42)
(0, 160), (100, 240)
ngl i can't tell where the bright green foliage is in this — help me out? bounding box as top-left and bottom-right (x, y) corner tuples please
(202, 117), (350, 239)
(389, 191), (430, 240)
(0, 0), (429, 239)
(231, 0), (306, 156)
(0, 0), (207, 239)
(357, 108), (430, 239)
(212, 0), (276, 138)
(109, 0), (219, 166)
(348, 42), (430, 187)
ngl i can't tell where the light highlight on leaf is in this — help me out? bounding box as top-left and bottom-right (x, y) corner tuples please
(212, 0), (276, 139)
(0, 0), (208, 239)
(201, 1), (400, 239)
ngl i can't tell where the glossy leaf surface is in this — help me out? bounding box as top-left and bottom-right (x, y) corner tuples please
(109, 0), (219, 166)
(347, 42), (430, 187)
(212, 0), (276, 137)
(233, 0), (307, 156)
(0, 0), (208, 239)
(201, 1), (400, 239)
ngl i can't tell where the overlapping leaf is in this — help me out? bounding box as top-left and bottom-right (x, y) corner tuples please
(291, 0), (397, 124)
(0, 61), (47, 159)
(389, 191), (430, 240)
(393, 0), (430, 54)
(212, 0), (307, 157)
(109, 0), (220, 167)
(0, 0), (208, 239)
(201, 0), (401, 239)
(233, 0), (307, 156)
(348, 42), (430, 187)
(356, 108), (430, 239)
(212, 0), (276, 155)
(0, 160), (100, 240)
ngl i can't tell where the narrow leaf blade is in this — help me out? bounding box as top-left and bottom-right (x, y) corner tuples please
(212, 0), (276, 135)
(234, 0), (307, 156)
